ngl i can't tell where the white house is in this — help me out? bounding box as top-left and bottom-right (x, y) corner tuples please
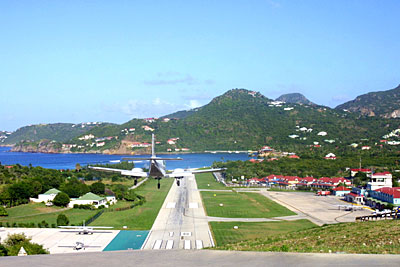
(324, 153), (336, 160)
(30, 188), (60, 203)
(68, 192), (109, 208)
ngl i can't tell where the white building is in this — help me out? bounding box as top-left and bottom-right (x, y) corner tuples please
(30, 188), (60, 203)
(69, 192), (109, 208)
(367, 172), (393, 191)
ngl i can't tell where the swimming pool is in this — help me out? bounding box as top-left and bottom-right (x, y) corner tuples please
(103, 230), (149, 251)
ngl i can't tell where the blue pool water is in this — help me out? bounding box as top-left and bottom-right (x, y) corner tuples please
(103, 230), (149, 251)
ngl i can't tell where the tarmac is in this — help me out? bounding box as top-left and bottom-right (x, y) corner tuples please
(143, 174), (212, 250)
(2, 249), (400, 267)
(0, 227), (119, 254)
(261, 191), (372, 226)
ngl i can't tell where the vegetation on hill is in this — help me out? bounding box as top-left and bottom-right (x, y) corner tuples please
(7, 88), (400, 154)
(4, 122), (108, 145)
(276, 93), (316, 106)
(336, 84), (400, 118)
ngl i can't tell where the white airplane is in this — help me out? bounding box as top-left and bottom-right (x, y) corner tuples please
(337, 205), (363, 211)
(58, 241), (101, 251)
(58, 222), (113, 235)
(89, 134), (226, 189)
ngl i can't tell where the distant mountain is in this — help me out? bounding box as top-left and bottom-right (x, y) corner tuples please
(9, 88), (400, 153)
(3, 122), (109, 145)
(276, 93), (316, 106)
(335, 84), (400, 118)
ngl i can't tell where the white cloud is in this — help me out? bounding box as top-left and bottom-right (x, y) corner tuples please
(103, 97), (206, 119)
(186, 100), (202, 109)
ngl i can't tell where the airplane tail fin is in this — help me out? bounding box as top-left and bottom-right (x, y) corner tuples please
(152, 133), (155, 158)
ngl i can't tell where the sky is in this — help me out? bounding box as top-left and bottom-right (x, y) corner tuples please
(1, 0), (400, 131)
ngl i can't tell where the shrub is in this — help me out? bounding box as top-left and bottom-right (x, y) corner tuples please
(0, 206), (8, 216)
(53, 192), (70, 207)
(56, 214), (69, 226)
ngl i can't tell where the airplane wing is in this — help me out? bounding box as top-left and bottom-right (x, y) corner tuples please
(190, 168), (227, 174)
(58, 226), (114, 229)
(88, 166), (125, 173)
(89, 166), (148, 177)
(168, 168), (226, 178)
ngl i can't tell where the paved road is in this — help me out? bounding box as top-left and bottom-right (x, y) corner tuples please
(143, 174), (213, 250)
(2, 250), (400, 267)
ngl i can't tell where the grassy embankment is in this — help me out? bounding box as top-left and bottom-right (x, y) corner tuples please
(210, 220), (316, 246)
(216, 220), (400, 254)
(90, 177), (173, 230)
(0, 202), (97, 226)
(195, 172), (229, 190)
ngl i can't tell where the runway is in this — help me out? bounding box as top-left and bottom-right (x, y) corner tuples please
(143, 174), (212, 250)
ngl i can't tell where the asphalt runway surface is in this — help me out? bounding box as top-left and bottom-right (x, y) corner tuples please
(2, 250), (400, 267)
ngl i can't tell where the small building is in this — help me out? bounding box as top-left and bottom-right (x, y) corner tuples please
(324, 153), (336, 160)
(30, 188), (61, 203)
(367, 172), (392, 191)
(69, 192), (108, 208)
(333, 186), (351, 196)
(350, 168), (372, 177)
(366, 187), (400, 209)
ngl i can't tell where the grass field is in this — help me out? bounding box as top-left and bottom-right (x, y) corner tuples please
(0, 203), (97, 226)
(216, 220), (400, 254)
(201, 191), (296, 218)
(90, 177), (173, 230)
(195, 173), (228, 190)
(210, 219), (316, 246)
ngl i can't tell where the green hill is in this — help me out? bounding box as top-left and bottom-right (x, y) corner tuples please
(336, 84), (400, 118)
(4, 123), (107, 145)
(9, 88), (400, 153)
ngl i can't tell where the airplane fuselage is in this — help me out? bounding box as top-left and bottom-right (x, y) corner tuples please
(149, 159), (166, 177)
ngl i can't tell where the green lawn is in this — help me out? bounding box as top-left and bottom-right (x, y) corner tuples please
(3, 203), (64, 218)
(195, 173), (229, 190)
(90, 177), (173, 230)
(210, 219), (316, 246)
(201, 191), (295, 218)
(0, 203), (97, 226)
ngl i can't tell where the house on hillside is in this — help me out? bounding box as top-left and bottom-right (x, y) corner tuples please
(30, 188), (61, 203)
(350, 168), (372, 177)
(324, 153), (336, 160)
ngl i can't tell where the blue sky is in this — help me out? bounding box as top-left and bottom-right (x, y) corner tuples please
(1, 0), (399, 131)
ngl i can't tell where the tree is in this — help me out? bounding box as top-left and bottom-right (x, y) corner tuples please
(56, 214), (69, 226)
(0, 206), (8, 216)
(52, 192), (70, 207)
(90, 182), (105, 195)
(124, 190), (138, 201)
(2, 233), (48, 256)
